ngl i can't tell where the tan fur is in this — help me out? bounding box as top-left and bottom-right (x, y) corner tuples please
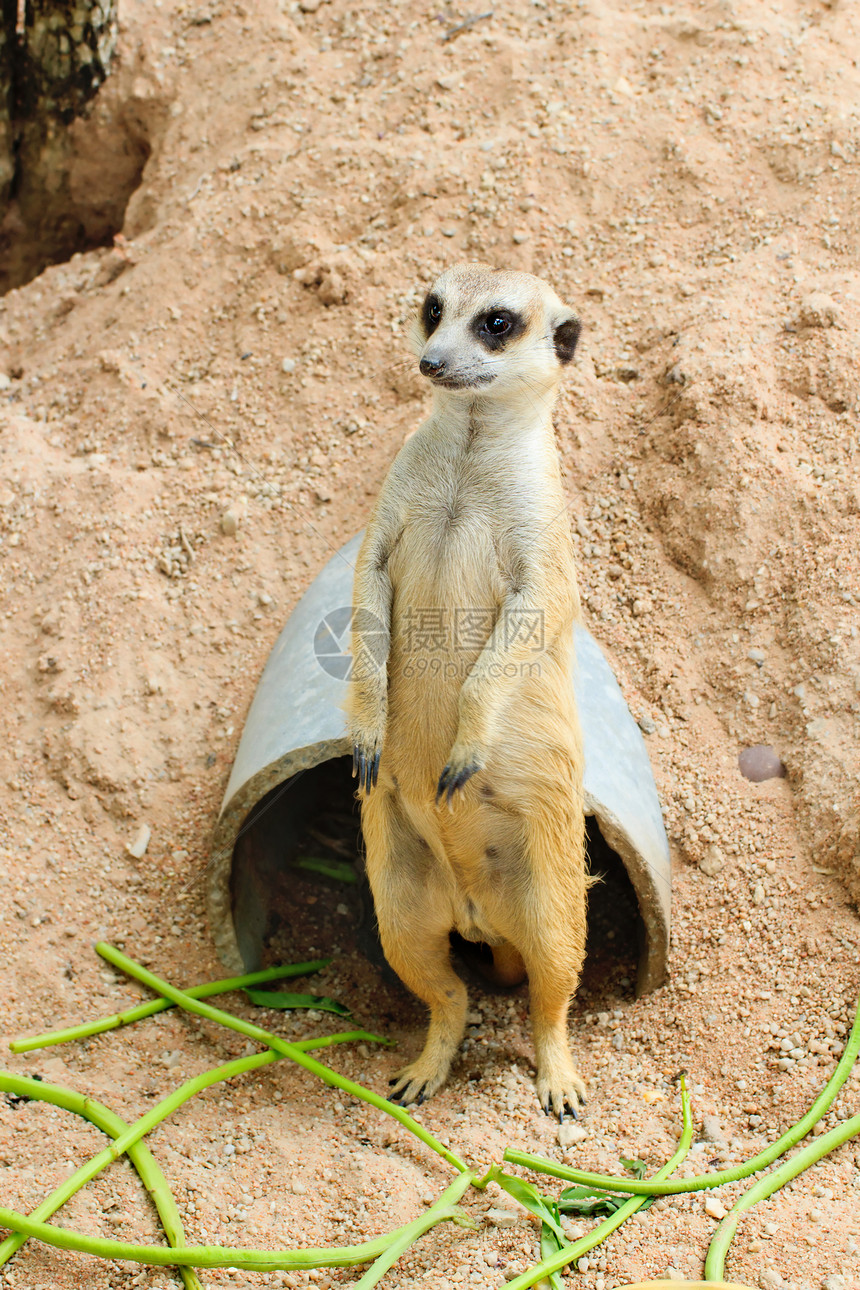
(348, 263), (589, 1117)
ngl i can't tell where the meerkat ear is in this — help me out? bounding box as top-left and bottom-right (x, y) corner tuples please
(553, 312), (581, 365)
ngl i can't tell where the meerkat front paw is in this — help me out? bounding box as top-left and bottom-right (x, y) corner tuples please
(536, 1061), (588, 1122)
(352, 737), (382, 794)
(436, 743), (484, 807)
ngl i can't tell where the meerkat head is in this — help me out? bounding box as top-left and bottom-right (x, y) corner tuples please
(409, 263), (581, 399)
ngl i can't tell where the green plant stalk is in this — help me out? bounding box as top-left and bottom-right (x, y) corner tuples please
(96, 942), (468, 1173)
(351, 1171), (477, 1289)
(0, 1201), (474, 1272)
(504, 1083), (694, 1290)
(505, 990), (860, 1197)
(10, 960), (333, 1053)
(0, 1072), (203, 1290)
(705, 1112), (860, 1281)
(0, 1032), (380, 1276)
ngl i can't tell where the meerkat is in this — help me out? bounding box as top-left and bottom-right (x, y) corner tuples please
(347, 263), (588, 1119)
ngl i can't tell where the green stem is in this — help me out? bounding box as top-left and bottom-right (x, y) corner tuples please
(504, 1082), (694, 1290)
(0, 1071), (204, 1290)
(0, 1202), (472, 1272)
(351, 1172), (477, 1289)
(505, 990), (860, 1197)
(10, 960), (334, 1053)
(0, 1032), (381, 1281)
(96, 942), (468, 1174)
(705, 1113), (860, 1281)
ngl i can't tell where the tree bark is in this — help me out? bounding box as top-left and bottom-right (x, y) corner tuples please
(21, 0), (118, 123)
(0, 1), (15, 206)
(0, 0), (119, 291)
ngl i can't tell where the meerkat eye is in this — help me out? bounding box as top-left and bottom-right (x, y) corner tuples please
(484, 313), (512, 336)
(474, 308), (522, 350)
(422, 293), (444, 336)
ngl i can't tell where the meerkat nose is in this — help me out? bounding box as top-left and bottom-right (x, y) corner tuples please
(419, 356), (447, 377)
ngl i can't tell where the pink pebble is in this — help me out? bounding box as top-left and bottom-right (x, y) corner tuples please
(738, 745), (786, 783)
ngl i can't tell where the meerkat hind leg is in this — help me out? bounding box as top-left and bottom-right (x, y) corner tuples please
(529, 962), (588, 1119)
(362, 793), (467, 1106)
(519, 811), (589, 1120)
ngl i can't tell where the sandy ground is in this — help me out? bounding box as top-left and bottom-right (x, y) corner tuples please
(1, 1), (860, 1288)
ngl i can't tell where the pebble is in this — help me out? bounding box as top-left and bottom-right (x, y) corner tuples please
(698, 844), (725, 878)
(764, 1222), (779, 1235)
(221, 508), (240, 536)
(512, 230), (530, 244)
(281, 357), (296, 373)
(127, 823), (151, 859)
(822, 1276), (846, 1290)
(761, 1271), (783, 1289)
(738, 745), (786, 783)
(704, 1196), (727, 1220)
(558, 1121), (587, 1148)
(701, 1113), (726, 1144)
(486, 1208), (520, 1229)
(638, 714), (657, 735)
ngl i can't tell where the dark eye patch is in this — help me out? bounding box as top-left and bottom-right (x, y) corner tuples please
(421, 293), (443, 337)
(472, 307), (525, 351)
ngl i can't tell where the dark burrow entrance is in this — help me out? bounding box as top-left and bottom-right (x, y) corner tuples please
(228, 757), (642, 1016)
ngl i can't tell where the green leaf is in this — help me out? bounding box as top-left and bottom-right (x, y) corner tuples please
(559, 1182), (646, 1218)
(292, 856), (357, 883)
(492, 1172), (568, 1245)
(243, 989), (351, 1017)
(539, 1222), (567, 1290)
(620, 1156), (648, 1179)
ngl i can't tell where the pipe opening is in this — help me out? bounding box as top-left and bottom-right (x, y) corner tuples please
(227, 756), (642, 1006)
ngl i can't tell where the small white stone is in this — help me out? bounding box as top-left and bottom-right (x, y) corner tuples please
(281, 357), (296, 373)
(221, 509), (239, 536)
(704, 1196), (727, 1220)
(701, 1113), (726, 1144)
(486, 1207), (520, 1229)
(698, 845), (725, 878)
(558, 1121), (587, 1148)
(127, 823), (151, 859)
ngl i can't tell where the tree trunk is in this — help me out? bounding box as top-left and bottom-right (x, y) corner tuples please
(0, 0), (119, 291)
(0, 1), (15, 206)
(22, 0), (118, 123)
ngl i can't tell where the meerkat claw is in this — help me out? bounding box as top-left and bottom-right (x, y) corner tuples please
(435, 761), (480, 806)
(353, 745), (381, 794)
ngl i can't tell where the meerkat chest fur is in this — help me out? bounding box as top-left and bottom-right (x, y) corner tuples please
(388, 400), (562, 610)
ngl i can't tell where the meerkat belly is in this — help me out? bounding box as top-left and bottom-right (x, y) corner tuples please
(384, 507), (504, 789)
